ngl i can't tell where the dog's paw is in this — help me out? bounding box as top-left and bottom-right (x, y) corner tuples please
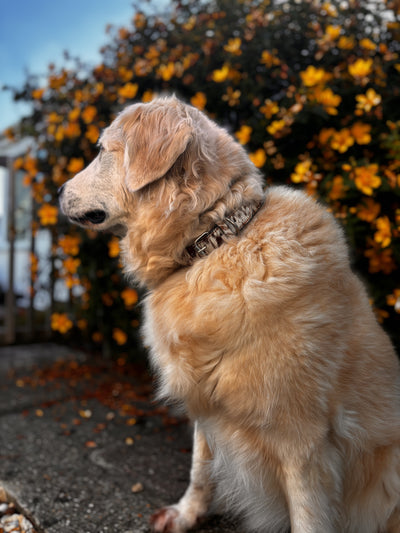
(150, 506), (195, 533)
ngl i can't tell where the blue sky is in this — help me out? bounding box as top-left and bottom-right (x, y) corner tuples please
(0, 0), (168, 131)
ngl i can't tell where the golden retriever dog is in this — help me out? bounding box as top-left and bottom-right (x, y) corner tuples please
(59, 95), (400, 533)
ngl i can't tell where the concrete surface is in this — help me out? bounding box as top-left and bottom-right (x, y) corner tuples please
(0, 344), (238, 533)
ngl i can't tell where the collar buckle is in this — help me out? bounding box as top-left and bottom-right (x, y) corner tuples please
(193, 232), (209, 256)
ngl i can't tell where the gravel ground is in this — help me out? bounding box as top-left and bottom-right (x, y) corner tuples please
(0, 344), (239, 533)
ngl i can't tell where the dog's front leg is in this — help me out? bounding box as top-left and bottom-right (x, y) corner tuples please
(150, 422), (213, 533)
(283, 445), (342, 533)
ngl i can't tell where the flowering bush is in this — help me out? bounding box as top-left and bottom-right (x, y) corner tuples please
(6, 0), (400, 354)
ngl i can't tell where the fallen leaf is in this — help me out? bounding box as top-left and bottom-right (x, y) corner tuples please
(79, 409), (92, 419)
(131, 482), (144, 493)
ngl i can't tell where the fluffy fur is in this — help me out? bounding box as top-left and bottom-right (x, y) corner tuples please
(60, 96), (400, 533)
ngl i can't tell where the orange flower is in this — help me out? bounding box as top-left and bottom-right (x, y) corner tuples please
(85, 124), (100, 144)
(224, 37), (242, 56)
(158, 62), (175, 81)
(300, 66), (328, 87)
(212, 64), (230, 82)
(68, 108), (80, 122)
(4, 127), (15, 141)
(249, 149), (267, 168)
(64, 122), (81, 138)
(48, 71), (68, 90)
(14, 158), (24, 170)
(351, 122), (371, 145)
(329, 176), (348, 200)
(108, 236), (120, 258)
(81, 105), (97, 124)
(134, 12), (146, 29)
(118, 82), (139, 99)
(338, 36), (355, 50)
(360, 38), (377, 51)
(374, 216), (391, 248)
(63, 257), (81, 274)
(260, 50), (280, 68)
(58, 235), (81, 256)
(314, 87), (342, 115)
(222, 87), (241, 107)
(118, 27), (130, 40)
(47, 111), (63, 124)
(364, 245), (396, 274)
(260, 99), (279, 119)
(355, 198), (381, 222)
(353, 164), (381, 195)
(38, 204), (58, 225)
(190, 92), (207, 110)
(121, 287), (139, 307)
(51, 313), (73, 334)
(182, 15), (196, 31)
(348, 58), (373, 79)
(54, 125), (65, 142)
(118, 66), (134, 82)
(67, 157), (84, 174)
(356, 88), (381, 113)
(23, 156), (38, 177)
(330, 129), (354, 153)
(30, 253), (39, 276)
(322, 2), (338, 16)
(235, 125), (252, 145)
(32, 88), (45, 99)
(318, 128), (335, 146)
(113, 328), (128, 346)
(325, 25), (341, 40)
(291, 159), (313, 183)
(142, 90), (154, 103)
(65, 274), (79, 289)
(267, 119), (286, 135)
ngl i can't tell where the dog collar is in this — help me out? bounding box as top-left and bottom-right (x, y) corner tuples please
(184, 199), (264, 263)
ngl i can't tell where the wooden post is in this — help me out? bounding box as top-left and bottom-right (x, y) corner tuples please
(28, 193), (35, 338)
(5, 157), (16, 344)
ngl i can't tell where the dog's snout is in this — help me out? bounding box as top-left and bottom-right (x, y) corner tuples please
(70, 209), (107, 225)
(84, 210), (107, 224)
(57, 183), (65, 198)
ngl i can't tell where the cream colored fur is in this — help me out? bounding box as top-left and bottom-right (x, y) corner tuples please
(60, 96), (400, 533)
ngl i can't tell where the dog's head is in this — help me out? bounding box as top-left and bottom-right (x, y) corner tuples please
(59, 95), (263, 285)
(59, 96), (197, 232)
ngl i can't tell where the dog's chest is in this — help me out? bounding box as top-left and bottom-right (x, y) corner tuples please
(142, 277), (263, 415)
(141, 286), (290, 430)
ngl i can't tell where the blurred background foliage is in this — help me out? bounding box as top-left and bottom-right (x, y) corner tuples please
(4, 0), (400, 356)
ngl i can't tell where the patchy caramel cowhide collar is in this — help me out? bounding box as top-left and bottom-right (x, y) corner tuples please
(184, 199), (264, 264)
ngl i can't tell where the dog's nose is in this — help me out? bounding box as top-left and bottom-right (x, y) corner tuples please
(57, 183), (65, 198)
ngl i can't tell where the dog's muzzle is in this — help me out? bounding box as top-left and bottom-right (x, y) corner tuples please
(70, 210), (107, 225)
(58, 185), (107, 225)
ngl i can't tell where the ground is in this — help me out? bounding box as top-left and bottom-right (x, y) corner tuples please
(0, 344), (237, 533)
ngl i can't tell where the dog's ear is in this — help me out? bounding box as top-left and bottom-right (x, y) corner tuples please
(123, 106), (193, 192)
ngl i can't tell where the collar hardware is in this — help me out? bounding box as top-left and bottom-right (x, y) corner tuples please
(184, 199), (264, 264)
